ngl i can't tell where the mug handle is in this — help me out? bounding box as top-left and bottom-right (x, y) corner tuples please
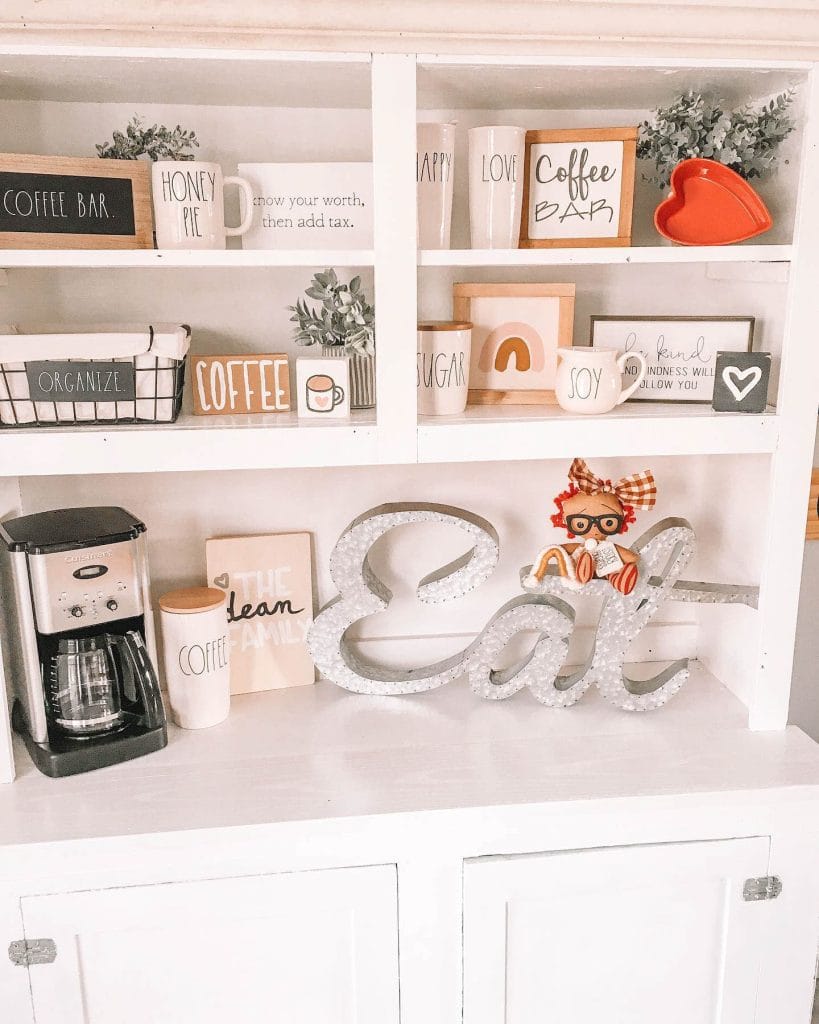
(332, 385), (345, 408)
(224, 176), (255, 237)
(616, 352), (648, 404)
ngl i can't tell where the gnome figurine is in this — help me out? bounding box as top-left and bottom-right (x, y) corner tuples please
(526, 458), (657, 596)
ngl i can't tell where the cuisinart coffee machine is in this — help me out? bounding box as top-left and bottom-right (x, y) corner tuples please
(0, 507), (167, 777)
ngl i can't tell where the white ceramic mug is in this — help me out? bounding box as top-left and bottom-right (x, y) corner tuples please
(306, 373), (344, 413)
(468, 126), (525, 248)
(417, 123), (455, 249)
(417, 321), (472, 415)
(152, 161), (254, 249)
(159, 587), (230, 729)
(555, 347), (648, 414)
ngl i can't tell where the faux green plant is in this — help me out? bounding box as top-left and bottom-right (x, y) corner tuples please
(637, 90), (795, 189)
(289, 269), (375, 357)
(95, 116), (200, 161)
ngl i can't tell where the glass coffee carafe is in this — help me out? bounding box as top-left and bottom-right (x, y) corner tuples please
(47, 633), (148, 738)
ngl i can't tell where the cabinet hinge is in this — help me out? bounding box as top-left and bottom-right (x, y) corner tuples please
(742, 876), (783, 901)
(7, 939), (57, 967)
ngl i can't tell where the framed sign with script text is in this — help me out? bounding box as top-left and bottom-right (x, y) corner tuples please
(0, 154), (153, 249)
(519, 128), (637, 248)
(590, 316), (755, 403)
(206, 532), (315, 694)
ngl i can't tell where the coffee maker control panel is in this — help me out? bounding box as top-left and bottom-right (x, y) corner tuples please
(28, 539), (145, 635)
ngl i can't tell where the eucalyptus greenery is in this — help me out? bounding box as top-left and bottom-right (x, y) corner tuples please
(289, 269), (375, 357)
(637, 90), (796, 189)
(95, 116), (200, 161)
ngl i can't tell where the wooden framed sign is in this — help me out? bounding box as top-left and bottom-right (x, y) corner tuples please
(192, 354), (291, 415)
(0, 154), (153, 249)
(453, 282), (575, 405)
(519, 127), (637, 248)
(590, 316), (754, 403)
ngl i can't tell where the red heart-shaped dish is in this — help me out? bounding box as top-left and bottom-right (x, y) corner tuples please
(654, 158), (773, 245)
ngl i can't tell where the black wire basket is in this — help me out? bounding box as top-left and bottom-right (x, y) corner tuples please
(0, 325), (190, 428)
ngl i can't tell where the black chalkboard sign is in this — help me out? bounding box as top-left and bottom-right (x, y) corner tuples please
(26, 361), (137, 403)
(0, 154), (153, 250)
(0, 171), (136, 235)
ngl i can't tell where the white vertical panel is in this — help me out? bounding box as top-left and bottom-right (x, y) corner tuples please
(0, 476), (22, 784)
(371, 53), (418, 464)
(751, 67), (819, 731)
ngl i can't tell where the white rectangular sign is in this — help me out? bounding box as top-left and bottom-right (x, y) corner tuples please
(590, 317), (755, 403)
(238, 162), (372, 250)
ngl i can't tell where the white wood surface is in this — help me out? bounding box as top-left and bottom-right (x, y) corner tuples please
(2, 665), (819, 848)
(0, 249), (375, 268)
(21, 864), (399, 1024)
(463, 838), (768, 1024)
(420, 245), (793, 266)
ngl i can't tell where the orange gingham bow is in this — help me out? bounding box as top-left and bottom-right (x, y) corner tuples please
(568, 458), (657, 510)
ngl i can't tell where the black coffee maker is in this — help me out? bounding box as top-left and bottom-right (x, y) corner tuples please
(0, 507), (167, 777)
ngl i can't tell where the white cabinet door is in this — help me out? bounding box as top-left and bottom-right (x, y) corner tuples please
(20, 864), (398, 1024)
(464, 838), (769, 1024)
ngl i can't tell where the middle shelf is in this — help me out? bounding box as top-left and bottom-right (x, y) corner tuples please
(0, 403), (778, 476)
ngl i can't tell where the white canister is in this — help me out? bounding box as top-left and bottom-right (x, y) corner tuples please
(555, 347), (648, 415)
(417, 321), (472, 415)
(417, 123), (456, 249)
(159, 587), (230, 729)
(151, 161), (254, 249)
(468, 126), (525, 248)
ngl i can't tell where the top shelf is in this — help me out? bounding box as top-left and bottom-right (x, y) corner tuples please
(0, 245), (791, 270)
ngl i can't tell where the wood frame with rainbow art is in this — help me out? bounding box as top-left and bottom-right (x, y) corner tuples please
(452, 282), (575, 406)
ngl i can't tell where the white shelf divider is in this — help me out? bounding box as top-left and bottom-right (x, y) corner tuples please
(417, 405), (779, 463)
(0, 411), (379, 478)
(0, 249), (375, 269)
(420, 246), (792, 267)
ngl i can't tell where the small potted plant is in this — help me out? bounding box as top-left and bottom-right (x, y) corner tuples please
(637, 90), (795, 189)
(95, 116), (200, 161)
(289, 269), (376, 409)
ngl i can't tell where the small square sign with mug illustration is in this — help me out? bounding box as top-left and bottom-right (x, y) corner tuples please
(712, 350), (771, 413)
(296, 356), (350, 419)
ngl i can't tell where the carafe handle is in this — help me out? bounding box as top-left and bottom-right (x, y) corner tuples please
(616, 351), (648, 404)
(111, 631), (166, 730)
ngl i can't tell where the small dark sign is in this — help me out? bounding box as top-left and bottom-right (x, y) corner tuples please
(26, 361), (137, 403)
(0, 171), (136, 236)
(712, 351), (771, 414)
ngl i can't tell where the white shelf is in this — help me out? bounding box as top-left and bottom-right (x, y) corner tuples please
(4, 664), (818, 846)
(0, 249), (375, 269)
(419, 245), (793, 267)
(0, 410), (379, 477)
(418, 404), (779, 463)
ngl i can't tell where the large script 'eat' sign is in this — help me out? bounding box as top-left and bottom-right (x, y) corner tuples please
(520, 128), (637, 249)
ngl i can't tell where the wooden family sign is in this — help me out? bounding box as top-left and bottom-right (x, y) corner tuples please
(192, 354), (291, 415)
(0, 154), (153, 249)
(520, 128), (637, 248)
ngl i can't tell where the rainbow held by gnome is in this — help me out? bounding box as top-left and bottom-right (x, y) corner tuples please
(526, 458), (657, 597)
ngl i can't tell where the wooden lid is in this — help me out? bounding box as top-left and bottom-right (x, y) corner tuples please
(417, 320), (473, 332)
(159, 587), (226, 614)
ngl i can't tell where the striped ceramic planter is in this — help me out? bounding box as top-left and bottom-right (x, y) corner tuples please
(321, 346), (375, 409)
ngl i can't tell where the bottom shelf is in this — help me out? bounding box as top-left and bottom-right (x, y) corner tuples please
(3, 662), (818, 847)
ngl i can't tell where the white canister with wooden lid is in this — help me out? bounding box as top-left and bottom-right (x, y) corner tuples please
(158, 587), (230, 729)
(417, 320), (473, 415)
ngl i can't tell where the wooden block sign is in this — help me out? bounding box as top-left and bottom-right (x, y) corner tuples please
(806, 469), (819, 541)
(192, 354), (290, 415)
(0, 154), (153, 249)
(520, 128), (637, 248)
(206, 533), (315, 694)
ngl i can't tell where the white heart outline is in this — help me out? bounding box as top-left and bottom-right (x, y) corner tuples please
(722, 365), (762, 402)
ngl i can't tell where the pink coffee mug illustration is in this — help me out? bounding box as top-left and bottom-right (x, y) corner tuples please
(306, 374), (345, 413)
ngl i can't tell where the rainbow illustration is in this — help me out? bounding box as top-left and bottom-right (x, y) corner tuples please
(478, 321), (546, 374)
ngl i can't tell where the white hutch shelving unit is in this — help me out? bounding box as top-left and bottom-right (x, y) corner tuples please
(0, 43), (818, 1024)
